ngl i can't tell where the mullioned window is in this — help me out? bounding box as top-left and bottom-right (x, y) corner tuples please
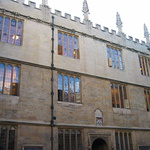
(0, 15), (23, 46)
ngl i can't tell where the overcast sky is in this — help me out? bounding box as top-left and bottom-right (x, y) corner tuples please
(25, 0), (150, 42)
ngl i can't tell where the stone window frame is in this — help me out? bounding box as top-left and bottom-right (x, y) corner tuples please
(58, 30), (80, 59)
(106, 45), (124, 70)
(57, 73), (81, 103)
(58, 129), (83, 150)
(115, 131), (134, 150)
(144, 89), (150, 112)
(0, 60), (20, 96)
(110, 82), (130, 109)
(0, 125), (17, 150)
(0, 13), (23, 46)
(139, 55), (150, 76)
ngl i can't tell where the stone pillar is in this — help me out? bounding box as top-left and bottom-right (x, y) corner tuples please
(144, 24), (150, 47)
(17, 0), (24, 4)
(42, 0), (48, 6)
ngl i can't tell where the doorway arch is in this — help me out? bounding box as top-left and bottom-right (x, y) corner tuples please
(92, 138), (108, 150)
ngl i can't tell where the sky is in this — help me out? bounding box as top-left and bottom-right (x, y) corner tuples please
(24, 0), (150, 42)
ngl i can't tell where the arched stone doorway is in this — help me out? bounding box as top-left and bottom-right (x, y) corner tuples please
(92, 138), (108, 150)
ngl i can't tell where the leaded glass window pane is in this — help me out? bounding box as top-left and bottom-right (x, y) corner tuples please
(0, 63), (4, 94)
(64, 76), (68, 102)
(77, 131), (82, 150)
(71, 131), (76, 150)
(58, 74), (63, 101)
(1, 18), (10, 43)
(115, 132), (119, 150)
(0, 127), (7, 150)
(70, 77), (75, 102)
(8, 19), (16, 44)
(63, 34), (68, 57)
(15, 21), (22, 46)
(68, 36), (73, 58)
(120, 132), (124, 150)
(58, 130), (63, 150)
(4, 65), (12, 95)
(0, 16), (3, 40)
(58, 33), (63, 55)
(65, 131), (70, 150)
(75, 78), (80, 102)
(8, 128), (15, 150)
(12, 66), (19, 96)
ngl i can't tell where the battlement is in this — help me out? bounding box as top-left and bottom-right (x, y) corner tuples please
(2, 0), (149, 53)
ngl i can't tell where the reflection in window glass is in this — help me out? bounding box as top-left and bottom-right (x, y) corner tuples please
(58, 33), (63, 55)
(8, 19), (16, 44)
(0, 16), (3, 40)
(2, 18), (10, 43)
(107, 46), (123, 70)
(0, 15), (23, 45)
(58, 32), (79, 59)
(64, 34), (68, 56)
(12, 66), (19, 96)
(75, 78), (80, 102)
(64, 76), (68, 102)
(58, 74), (63, 101)
(4, 65), (12, 95)
(110, 83), (128, 109)
(0, 63), (19, 96)
(58, 74), (81, 103)
(68, 36), (73, 58)
(0, 63), (4, 94)
(16, 21), (22, 46)
(70, 77), (74, 102)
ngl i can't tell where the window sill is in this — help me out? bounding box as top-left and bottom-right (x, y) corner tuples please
(113, 107), (131, 115)
(0, 94), (19, 104)
(57, 101), (82, 107)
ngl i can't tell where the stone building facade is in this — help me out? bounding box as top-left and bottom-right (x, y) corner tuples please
(0, 0), (150, 150)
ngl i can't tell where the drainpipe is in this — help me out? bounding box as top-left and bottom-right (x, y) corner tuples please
(50, 15), (55, 150)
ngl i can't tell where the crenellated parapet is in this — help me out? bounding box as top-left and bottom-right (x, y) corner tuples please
(1, 0), (150, 54)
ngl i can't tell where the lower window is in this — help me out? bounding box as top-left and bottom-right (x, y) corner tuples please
(58, 129), (83, 150)
(22, 146), (44, 150)
(115, 131), (133, 150)
(0, 125), (16, 150)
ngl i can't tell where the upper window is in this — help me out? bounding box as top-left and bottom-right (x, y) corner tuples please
(0, 62), (20, 96)
(57, 74), (81, 103)
(58, 129), (83, 150)
(139, 56), (150, 76)
(0, 15), (23, 46)
(107, 45), (123, 70)
(110, 83), (129, 109)
(115, 131), (133, 150)
(58, 31), (79, 59)
(0, 125), (16, 150)
(144, 89), (150, 112)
